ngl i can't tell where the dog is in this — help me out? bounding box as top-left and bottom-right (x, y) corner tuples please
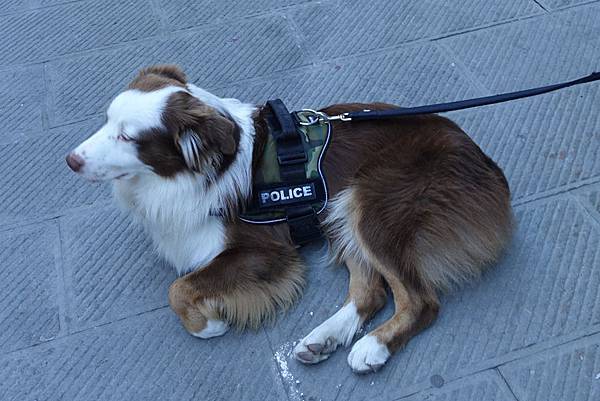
(66, 65), (513, 373)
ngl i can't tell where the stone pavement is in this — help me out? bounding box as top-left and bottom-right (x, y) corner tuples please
(0, 0), (599, 400)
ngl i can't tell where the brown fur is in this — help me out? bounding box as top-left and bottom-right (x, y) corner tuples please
(132, 69), (241, 181)
(169, 223), (304, 331)
(319, 103), (512, 355)
(129, 64), (187, 92)
(345, 258), (386, 321)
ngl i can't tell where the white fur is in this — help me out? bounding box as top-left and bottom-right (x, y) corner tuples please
(190, 319), (230, 339)
(347, 334), (390, 373)
(324, 188), (370, 267)
(73, 87), (185, 180)
(71, 84), (256, 275)
(113, 174), (227, 275)
(294, 302), (362, 364)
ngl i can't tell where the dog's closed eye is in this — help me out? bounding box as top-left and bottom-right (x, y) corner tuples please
(118, 132), (134, 142)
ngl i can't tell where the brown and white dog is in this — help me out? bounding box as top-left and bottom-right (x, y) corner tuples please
(66, 65), (513, 373)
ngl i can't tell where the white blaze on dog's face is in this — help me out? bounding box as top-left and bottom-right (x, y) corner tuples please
(66, 65), (239, 182)
(68, 86), (183, 181)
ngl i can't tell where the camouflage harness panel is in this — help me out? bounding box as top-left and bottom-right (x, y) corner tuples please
(239, 111), (331, 224)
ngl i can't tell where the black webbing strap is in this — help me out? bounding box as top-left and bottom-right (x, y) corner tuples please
(266, 100), (307, 182)
(287, 205), (321, 245)
(344, 72), (600, 121)
(265, 99), (321, 245)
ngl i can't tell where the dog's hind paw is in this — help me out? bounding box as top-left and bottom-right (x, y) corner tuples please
(347, 334), (390, 374)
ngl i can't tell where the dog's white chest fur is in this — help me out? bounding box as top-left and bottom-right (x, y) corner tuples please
(112, 175), (226, 275)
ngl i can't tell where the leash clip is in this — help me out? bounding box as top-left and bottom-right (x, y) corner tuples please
(328, 112), (352, 122)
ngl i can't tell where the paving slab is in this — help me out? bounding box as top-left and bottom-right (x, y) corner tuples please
(46, 15), (305, 126)
(440, 4), (600, 92)
(289, 0), (542, 60)
(266, 197), (600, 400)
(0, 0), (161, 67)
(500, 333), (600, 401)
(0, 223), (61, 354)
(1, 1), (600, 400)
(449, 82), (600, 201)
(222, 43), (484, 112)
(0, 118), (110, 226)
(399, 370), (517, 401)
(157, 0), (314, 31)
(0, 65), (44, 141)
(0, 0), (86, 15)
(60, 204), (175, 331)
(0, 308), (288, 401)
(588, 192), (600, 215)
(540, 0), (596, 10)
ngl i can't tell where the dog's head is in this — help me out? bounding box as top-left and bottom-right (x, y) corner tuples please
(66, 65), (239, 182)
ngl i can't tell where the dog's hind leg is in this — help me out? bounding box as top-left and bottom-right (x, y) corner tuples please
(347, 264), (439, 373)
(293, 257), (387, 364)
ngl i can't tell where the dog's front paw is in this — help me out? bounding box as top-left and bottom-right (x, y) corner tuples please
(294, 302), (362, 364)
(293, 335), (339, 364)
(347, 335), (390, 374)
(169, 279), (228, 339)
(190, 319), (229, 339)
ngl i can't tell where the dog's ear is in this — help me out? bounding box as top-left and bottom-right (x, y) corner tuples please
(168, 92), (238, 172)
(129, 65), (187, 91)
(141, 64), (187, 85)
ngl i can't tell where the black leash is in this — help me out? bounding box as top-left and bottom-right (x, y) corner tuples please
(258, 71), (600, 244)
(299, 72), (600, 124)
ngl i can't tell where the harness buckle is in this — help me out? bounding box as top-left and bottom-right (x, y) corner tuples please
(277, 151), (307, 166)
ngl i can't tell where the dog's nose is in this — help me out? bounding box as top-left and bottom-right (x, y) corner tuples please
(66, 153), (85, 172)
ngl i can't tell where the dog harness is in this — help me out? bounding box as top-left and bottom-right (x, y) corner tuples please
(238, 72), (600, 246)
(239, 100), (331, 245)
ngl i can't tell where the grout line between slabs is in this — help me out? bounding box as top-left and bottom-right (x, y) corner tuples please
(0, 305), (171, 360)
(281, 12), (318, 66)
(0, 0), (86, 18)
(532, 0), (550, 12)
(433, 41), (493, 96)
(2, 0), (599, 76)
(0, 5), (547, 74)
(496, 368), (521, 401)
(147, 0), (170, 36)
(0, 199), (113, 233)
(54, 217), (70, 337)
(394, 323), (600, 400)
(570, 194), (600, 230)
(512, 176), (600, 208)
(551, 0), (600, 12)
(40, 62), (50, 131)
(429, 11), (545, 42)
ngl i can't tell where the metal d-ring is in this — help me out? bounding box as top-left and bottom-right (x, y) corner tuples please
(298, 109), (353, 125)
(297, 109), (330, 126)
